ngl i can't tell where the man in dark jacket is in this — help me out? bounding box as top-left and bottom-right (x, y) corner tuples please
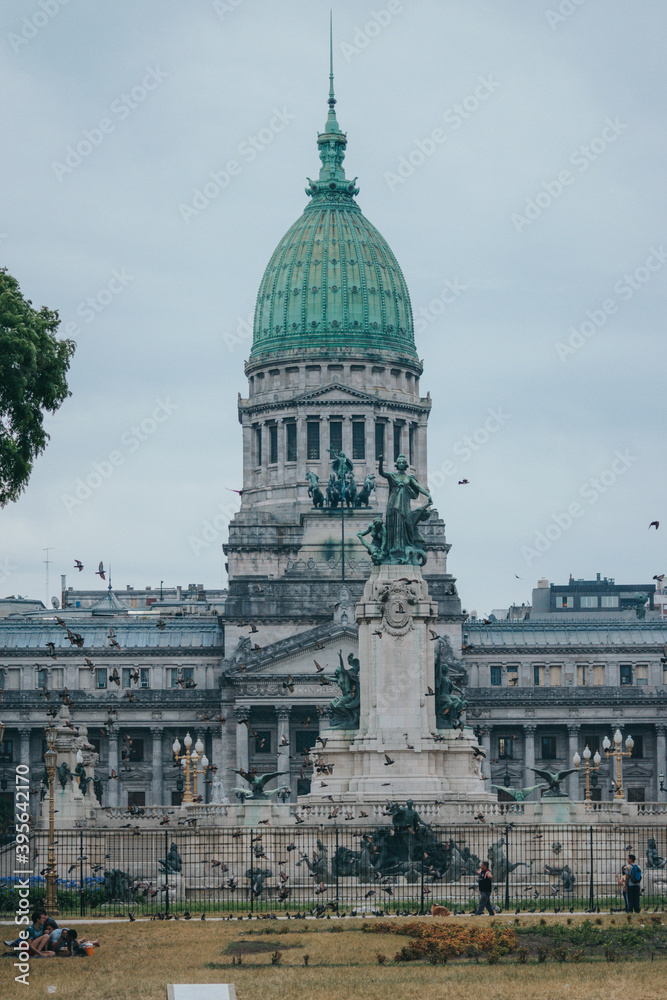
(474, 860), (494, 915)
(624, 854), (641, 913)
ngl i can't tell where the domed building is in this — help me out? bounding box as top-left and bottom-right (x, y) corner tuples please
(224, 70), (462, 626)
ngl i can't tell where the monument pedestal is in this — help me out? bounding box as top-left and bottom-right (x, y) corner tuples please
(302, 564), (491, 807)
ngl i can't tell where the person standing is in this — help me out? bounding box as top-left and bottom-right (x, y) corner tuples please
(474, 861), (494, 915)
(625, 854), (641, 913)
(615, 862), (629, 911)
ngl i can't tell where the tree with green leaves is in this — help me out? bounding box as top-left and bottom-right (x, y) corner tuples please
(0, 267), (75, 505)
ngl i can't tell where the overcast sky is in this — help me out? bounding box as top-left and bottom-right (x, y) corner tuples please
(1, 0), (665, 615)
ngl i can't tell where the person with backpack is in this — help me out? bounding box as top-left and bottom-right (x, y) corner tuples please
(473, 860), (494, 916)
(624, 853), (641, 912)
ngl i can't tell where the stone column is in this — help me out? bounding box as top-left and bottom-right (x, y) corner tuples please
(108, 732), (119, 808)
(365, 417), (375, 473)
(523, 725), (536, 793)
(296, 413), (307, 495)
(567, 725), (580, 799)
(242, 422), (252, 489)
(656, 725), (667, 802)
(151, 729), (163, 807)
(276, 706), (291, 793)
(480, 726), (492, 788)
(210, 723), (228, 804)
(234, 707), (250, 776)
(19, 728), (31, 770)
(342, 417), (352, 458)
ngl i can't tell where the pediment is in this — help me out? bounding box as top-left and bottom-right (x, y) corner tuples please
(292, 382), (378, 406)
(223, 621), (358, 680)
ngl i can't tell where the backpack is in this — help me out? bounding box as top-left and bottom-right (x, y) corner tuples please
(630, 864), (642, 884)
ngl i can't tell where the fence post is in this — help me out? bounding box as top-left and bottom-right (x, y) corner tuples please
(334, 824), (339, 914)
(420, 849), (425, 915)
(588, 826), (594, 912)
(249, 829), (254, 916)
(79, 830), (85, 918)
(504, 824), (510, 912)
(164, 830), (170, 917)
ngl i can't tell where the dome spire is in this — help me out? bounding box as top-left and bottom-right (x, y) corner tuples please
(306, 13), (359, 202)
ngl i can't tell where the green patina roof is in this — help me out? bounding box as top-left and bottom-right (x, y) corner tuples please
(249, 50), (416, 366)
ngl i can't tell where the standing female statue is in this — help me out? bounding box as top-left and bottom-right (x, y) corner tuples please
(378, 454), (432, 563)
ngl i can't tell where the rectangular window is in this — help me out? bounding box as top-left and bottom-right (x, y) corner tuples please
(329, 420), (342, 455)
(541, 736), (558, 759)
(127, 791), (146, 809)
(182, 667), (194, 686)
(409, 425), (415, 466)
(577, 665), (587, 686)
(171, 790), (183, 806)
(168, 668), (179, 689)
(0, 740), (14, 763)
(140, 668), (150, 689)
(498, 736), (513, 759)
(269, 424), (278, 464)
(583, 734), (600, 754)
(255, 426), (262, 466)
(590, 787), (602, 802)
(37, 667), (49, 689)
(559, 595), (574, 608)
(122, 668), (134, 689)
(254, 730), (272, 754)
(296, 777), (311, 796)
(635, 664), (648, 686)
(307, 421), (320, 460)
(631, 735), (643, 759)
(620, 664), (632, 685)
(627, 787), (645, 803)
(79, 667), (91, 688)
(295, 731), (315, 755)
(51, 668), (63, 688)
(550, 665), (562, 686)
(534, 665), (545, 686)
(490, 666), (502, 686)
(352, 421), (365, 460)
(393, 423), (402, 461)
(507, 666), (518, 687)
(601, 595), (619, 608)
(96, 668), (107, 690)
(375, 422), (385, 462)
(5, 669), (20, 690)
(286, 423), (297, 463)
(580, 596), (598, 608)
(127, 739), (144, 763)
(593, 665), (605, 686)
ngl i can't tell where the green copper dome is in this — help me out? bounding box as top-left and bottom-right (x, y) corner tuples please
(249, 63), (417, 366)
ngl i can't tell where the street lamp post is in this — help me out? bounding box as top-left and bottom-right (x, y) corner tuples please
(573, 745), (602, 802)
(602, 728), (634, 800)
(172, 733), (195, 804)
(44, 727), (59, 914)
(190, 738), (209, 800)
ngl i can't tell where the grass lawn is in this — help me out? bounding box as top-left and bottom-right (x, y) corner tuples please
(1, 914), (667, 1000)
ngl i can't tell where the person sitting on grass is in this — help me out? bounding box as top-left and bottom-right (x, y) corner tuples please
(4, 909), (56, 958)
(45, 922), (100, 956)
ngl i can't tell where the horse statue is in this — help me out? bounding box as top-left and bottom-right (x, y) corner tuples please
(344, 474), (357, 508)
(326, 473), (342, 508)
(355, 473), (376, 508)
(305, 471), (325, 508)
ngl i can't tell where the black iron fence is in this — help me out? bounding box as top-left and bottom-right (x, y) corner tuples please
(1, 824), (666, 917)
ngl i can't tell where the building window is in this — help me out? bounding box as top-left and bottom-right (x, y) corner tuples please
(559, 596), (574, 608)
(37, 668), (49, 689)
(577, 665), (587, 686)
(375, 422), (385, 461)
(583, 735), (600, 754)
(329, 420), (342, 455)
(627, 787), (645, 803)
(541, 736), (557, 759)
(51, 668), (63, 688)
(269, 424), (278, 464)
(408, 425), (415, 466)
(498, 736), (513, 759)
(171, 790), (183, 806)
(550, 665), (562, 686)
(307, 421), (320, 460)
(297, 777), (311, 796)
(589, 787), (602, 802)
(127, 791), (146, 809)
(635, 664), (648, 686)
(593, 665), (605, 686)
(124, 739), (144, 763)
(139, 668), (150, 689)
(5, 669), (20, 690)
(254, 731), (272, 754)
(393, 423), (402, 461)
(534, 665), (545, 686)
(89, 738), (101, 757)
(507, 666), (518, 687)
(0, 740), (14, 763)
(620, 664), (632, 686)
(96, 668), (107, 690)
(182, 667), (194, 686)
(255, 426), (262, 466)
(631, 735), (643, 759)
(122, 668), (134, 688)
(490, 666), (502, 686)
(580, 596), (598, 608)
(601, 595), (619, 608)
(352, 421), (365, 460)
(295, 731), (315, 755)
(286, 423), (297, 463)
(168, 668), (179, 689)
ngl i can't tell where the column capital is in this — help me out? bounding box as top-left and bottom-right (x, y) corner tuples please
(523, 724), (537, 736)
(150, 728), (163, 740)
(567, 724), (581, 737)
(234, 706), (250, 724)
(276, 705), (292, 721)
(656, 724), (667, 739)
(479, 725), (492, 738)
(18, 727), (32, 740)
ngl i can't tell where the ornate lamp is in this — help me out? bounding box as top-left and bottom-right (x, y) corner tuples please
(603, 728), (633, 799)
(44, 727), (59, 914)
(573, 744), (601, 802)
